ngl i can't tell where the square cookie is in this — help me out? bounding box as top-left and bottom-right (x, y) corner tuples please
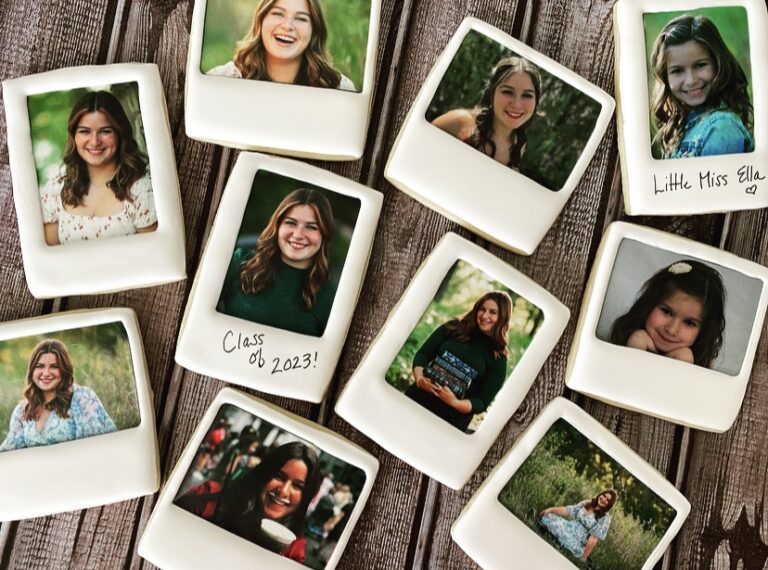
(0, 308), (159, 521)
(175, 152), (382, 402)
(384, 17), (614, 255)
(452, 397), (690, 570)
(614, 0), (768, 214)
(566, 221), (768, 431)
(335, 232), (570, 489)
(138, 387), (378, 570)
(2, 63), (186, 298)
(184, 0), (382, 159)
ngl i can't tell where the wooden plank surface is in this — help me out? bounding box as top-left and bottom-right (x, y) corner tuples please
(1, 0), (767, 569)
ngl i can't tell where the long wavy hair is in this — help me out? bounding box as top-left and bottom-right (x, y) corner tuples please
(22, 339), (75, 422)
(233, 0), (342, 88)
(589, 489), (618, 518)
(468, 56), (542, 169)
(650, 15), (753, 157)
(239, 188), (334, 310)
(610, 259), (726, 367)
(215, 441), (322, 535)
(61, 90), (147, 208)
(444, 291), (512, 359)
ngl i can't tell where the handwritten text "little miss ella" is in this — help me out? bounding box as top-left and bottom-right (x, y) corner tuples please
(654, 165), (764, 195)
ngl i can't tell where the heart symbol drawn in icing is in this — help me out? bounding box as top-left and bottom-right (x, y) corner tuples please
(746, 185), (757, 195)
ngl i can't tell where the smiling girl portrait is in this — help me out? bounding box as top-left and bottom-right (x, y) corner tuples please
(645, 8), (754, 159)
(217, 170), (360, 337)
(201, 0), (371, 91)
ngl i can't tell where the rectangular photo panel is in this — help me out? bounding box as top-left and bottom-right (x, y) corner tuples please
(498, 418), (676, 569)
(384, 259), (543, 434)
(426, 30), (603, 192)
(595, 238), (763, 375)
(216, 169), (360, 338)
(28, 81), (158, 246)
(643, 7), (753, 160)
(0, 321), (140, 453)
(172, 403), (367, 569)
(201, 0), (371, 93)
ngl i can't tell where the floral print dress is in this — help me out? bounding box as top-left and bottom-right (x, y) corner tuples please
(540, 500), (612, 558)
(0, 385), (117, 451)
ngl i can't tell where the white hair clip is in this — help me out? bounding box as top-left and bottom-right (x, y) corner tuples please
(668, 262), (693, 275)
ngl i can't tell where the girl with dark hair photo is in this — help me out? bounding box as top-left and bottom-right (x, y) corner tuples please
(650, 14), (754, 159)
(431, 56), (542, 170)
(218, 187), (336, 337)
(405, 291), (512, 432)
(40, 90), (157, 245)
(537, 490), (618, 562)
(0, 339), (116, 451)
(610, 260), (726, 367)
(175, 441), (322, 564)
(207, 0), (355, 91)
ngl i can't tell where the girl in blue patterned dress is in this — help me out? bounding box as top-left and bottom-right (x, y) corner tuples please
(0, 339), (116, 451)
(650, 15), (754, 159)
(538, 490), (617, 562)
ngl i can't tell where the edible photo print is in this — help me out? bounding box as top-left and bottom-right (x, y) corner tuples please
(451, 398), (690, 570)
(335, 233), (569, 489)
(0, 309), (159, 521)
(2, 63), (186, 298)
(185, 0), (383, 158)
(565, 222), (768, 431)
(613, 0), (768, 215)
(138, 388), (377, 570)
(175, 153), (381, 403)
(385, 260), (543, 434)
(384, 18), (614, 255)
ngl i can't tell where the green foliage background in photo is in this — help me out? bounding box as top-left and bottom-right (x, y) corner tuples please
(0, 322), (141, 445)
(201, 0), (371, 91)
(498, 419), (677, 569)
(27, 82), (147, 189)
(232, 169), (360, 288)
(643, 7), (752, 157)
(385, 260), (543, 433)
(425, 30), (602, 192)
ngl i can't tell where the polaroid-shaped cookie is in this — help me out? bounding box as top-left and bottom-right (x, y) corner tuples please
(184, 0), (382, 160)
(384, 18), (614, 255)
(566, 221), (768, 432)
(335, 233), (569, 489)
(452, 397), (690, 570)
(2, 63), (186, 298)
(0, 308), (158, 521)
(614, 0), (768, 215)
(139, 387), (378, 570)
(175, 152), (382, 402)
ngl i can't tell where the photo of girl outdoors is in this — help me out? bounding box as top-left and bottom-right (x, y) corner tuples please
(28, 82), (157, 245)
(174, 404), (366, 569)
(645, 8), (754, 159)
(596, 239), (763, 375)
(426, 30), (602, 191)
(217, 170), (360, 337)
(385, 260), (543, 434)
(201, 0), (371, 92)
(0, 323), (140, 452)
(499, 419), (676, 569)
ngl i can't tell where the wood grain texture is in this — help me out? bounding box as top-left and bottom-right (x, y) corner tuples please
(1, 0), (767, 568)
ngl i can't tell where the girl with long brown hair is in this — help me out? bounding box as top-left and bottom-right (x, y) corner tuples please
(218, 187), (336, 337)
(207, 0), (355, 91)
(405, 291), (512, 432)
(40, 90), (157, 245)
(0, 339), (116, 451)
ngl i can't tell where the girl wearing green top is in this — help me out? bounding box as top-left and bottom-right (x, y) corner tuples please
(406, 291), (512, 432)
(218, 188), (336, 337)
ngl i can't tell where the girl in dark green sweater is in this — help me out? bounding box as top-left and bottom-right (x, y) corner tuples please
(406, 291), (512, 432)
(218, 188), (336, 337)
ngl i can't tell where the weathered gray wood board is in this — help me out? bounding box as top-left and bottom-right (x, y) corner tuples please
(0, 0), (766, 568)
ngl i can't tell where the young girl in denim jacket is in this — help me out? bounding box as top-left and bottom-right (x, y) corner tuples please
(650, 14), (754, 159)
